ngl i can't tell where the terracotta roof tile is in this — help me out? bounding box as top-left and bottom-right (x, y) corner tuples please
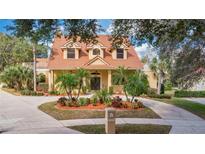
(36, 58), (48, 69)
(48, 35), (143, 70)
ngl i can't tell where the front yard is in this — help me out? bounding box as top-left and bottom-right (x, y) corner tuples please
(39, 101), (160, 120)
(153, 98), (205, 120)
(68, 124), (171, 134)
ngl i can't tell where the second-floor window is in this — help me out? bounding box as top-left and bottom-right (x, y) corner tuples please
(116, 48), (124, 59)
(93, 48), (100, 56)
(67, 48), (75, 58)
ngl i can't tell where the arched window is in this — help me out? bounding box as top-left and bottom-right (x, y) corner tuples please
(93, 48), (101, 56)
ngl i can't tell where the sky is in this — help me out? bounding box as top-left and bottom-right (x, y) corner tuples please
(0, 19), (147, 58)
(0, 19), (112, 34)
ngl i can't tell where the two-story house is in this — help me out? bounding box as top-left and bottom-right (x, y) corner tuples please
(47, 35), (144, 93)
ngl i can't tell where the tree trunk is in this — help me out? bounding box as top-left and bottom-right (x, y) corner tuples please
(157, 73), (161, 95)
(123, 87), (129, 102)
(76, 80), (82, 100)
(131, 96), (135, 103)
(33, 44), (37, 92)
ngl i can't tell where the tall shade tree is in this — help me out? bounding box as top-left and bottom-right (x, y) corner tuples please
(7, 19), (59, 91)
(112, 66), (129, 101)
(63, 19), (103, 43)
(75, 68), (90, 99)
(0, 33), (47, 71)
(111, 19), (205, 88)
(149, 57), (169, 94)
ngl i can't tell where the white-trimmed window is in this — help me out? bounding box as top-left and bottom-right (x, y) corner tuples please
(93, 48), (101, 56)
(67, 48), (75, 58)
(116, 48), (124, 59)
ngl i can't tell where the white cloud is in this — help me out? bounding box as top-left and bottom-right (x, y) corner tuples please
(106, 23), (113, 34)
(135, 43), (158, 59)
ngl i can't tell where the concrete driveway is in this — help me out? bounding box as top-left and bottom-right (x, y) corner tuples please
(0, 90), (82, 134)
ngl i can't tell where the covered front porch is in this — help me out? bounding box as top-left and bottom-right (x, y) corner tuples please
(48, 69), (117, 93)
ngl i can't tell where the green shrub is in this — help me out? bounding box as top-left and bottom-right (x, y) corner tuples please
(78, 98), (87, 106)
(20, 89), (44, 96)
(86, 98), (91, 104)
(48, 90), (59, 95)
(147, 88), (157, 95)
(108, 86), (114, 95)
(57, 97), (68, 106)
(37, 73), (46, 83)
(0, 65), (33, 90)
(95, 89), (111, 103)
(91, 96), (98, 106)
(38, 83), (48, 92)
(148, 94), (171, 99)
(174, 90), (205, 97)
(82, 86), (87, 94)
(164, 80), (172, 90)
(104, 97), (112, 107)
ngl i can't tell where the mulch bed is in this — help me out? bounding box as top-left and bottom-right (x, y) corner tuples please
(55, 102), (144, 111)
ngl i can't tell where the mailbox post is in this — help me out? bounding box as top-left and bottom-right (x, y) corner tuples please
(105, 108), (116, 134)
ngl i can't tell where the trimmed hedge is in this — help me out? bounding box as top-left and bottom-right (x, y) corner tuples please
(175, 90), (205, 97)
(20, 89), (44, 96)
(148, 94), (172, 99)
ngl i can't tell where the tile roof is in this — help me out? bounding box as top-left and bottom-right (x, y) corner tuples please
(48, 35), (143, 70)
(36, 58), (48, 69)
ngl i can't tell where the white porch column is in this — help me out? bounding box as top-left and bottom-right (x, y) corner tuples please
(83, 77), (86, 86)
(108, 70), (112, 89)
(48, 70), (54, 91)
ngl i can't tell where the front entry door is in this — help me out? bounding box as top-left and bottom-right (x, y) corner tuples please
(91, 77), (100, 90)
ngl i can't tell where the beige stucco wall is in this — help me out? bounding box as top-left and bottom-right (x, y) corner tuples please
(144, 71), (157, 89)
(48, 69), (157, 93)
(49, 70), (119, 92)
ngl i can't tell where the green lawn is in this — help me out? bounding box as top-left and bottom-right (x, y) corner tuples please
(154, 97), (205, 119)
(69, 124), (171, 134)
(39, 102), (160, 120)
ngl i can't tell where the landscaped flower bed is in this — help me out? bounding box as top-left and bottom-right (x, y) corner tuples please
(56, 96), (145, 110)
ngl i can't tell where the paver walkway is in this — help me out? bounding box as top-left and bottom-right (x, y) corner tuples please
(184, 98), (205, 105)
(0, 90), (82, 134)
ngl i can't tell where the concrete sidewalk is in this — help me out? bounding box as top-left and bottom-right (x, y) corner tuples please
(184, 98), (205, 105)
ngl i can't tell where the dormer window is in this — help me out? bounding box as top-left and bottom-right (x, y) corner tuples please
(93, 48), (100, 56)
(67, 48), (75, 58)
(116, 48), (124, 59)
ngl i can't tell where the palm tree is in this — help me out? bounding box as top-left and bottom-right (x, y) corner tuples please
(75, 68), (90, 99)
(149, 57), (169, 94)
(125, 70), (149, 103)
(55, 73), (78, 99)
(112, 66), (129, 101)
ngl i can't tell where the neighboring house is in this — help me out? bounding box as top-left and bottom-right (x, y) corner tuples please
(47, 35), (144, 93)
(23, 58), (49, 82)
(190, 79), (205, 91)
(36, 58), (49, 82)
